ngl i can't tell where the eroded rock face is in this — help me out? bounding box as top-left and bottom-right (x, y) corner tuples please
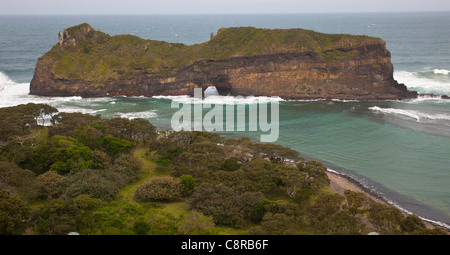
(30, 24), (417, 100)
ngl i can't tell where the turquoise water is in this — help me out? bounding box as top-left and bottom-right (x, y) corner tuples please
(1, 13), (450, 227)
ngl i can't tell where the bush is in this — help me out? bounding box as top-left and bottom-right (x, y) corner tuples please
(36, 171), (69, 199)
(187, 183), (265, 227)
(133, 219), (151, 235)
(34, 198), (80, 235)
(65, 169), (120, 201)
(107, 154), (142, 185)
(179, 175), (196, 197)
(177, 211), (215, 235)
(221, 157), (242, 171)
(0, 189), (31, 234)
(134, 177), (182, 202)
(102, 135), (135, 158)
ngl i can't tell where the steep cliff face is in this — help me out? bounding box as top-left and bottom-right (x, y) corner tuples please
(30, 23), (417, 100)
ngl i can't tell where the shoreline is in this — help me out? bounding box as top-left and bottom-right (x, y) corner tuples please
(326, 170), (450, 233)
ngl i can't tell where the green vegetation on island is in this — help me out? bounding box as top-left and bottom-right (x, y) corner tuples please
(0, 103), (446, 235)
(44, 23), (383, 82)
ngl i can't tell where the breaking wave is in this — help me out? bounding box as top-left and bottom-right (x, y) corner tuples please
(152, 95), (284, 105)
(369, 106), (450, 122)
(115, 111), (158, 119)
(394, 69), (450, 95)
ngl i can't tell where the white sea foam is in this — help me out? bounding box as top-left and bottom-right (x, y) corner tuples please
(369, 106), (450, 122)
(0, 72), (17, 91)
(58, 107), (105, 115)
(406, 94), (449, 104)
(0, 72), (98, 109)
(152, 95), (284, 105)
(116, 111), (158, 119)
(394, 70), (450, 95)
(433, 69), (450, 75)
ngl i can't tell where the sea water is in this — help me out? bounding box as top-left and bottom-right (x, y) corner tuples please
(1, 12), (450, 228)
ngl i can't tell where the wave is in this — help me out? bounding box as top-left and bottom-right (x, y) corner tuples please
(152, 95), (284, 105)
(406, 94), (449, 104)
(0, 71), (90, 109)
(58, 107), (107, 115)
(369, 106), (450, 122)
(433, 69), (450, 75)
(394, 70), (450, 95)
(0, 72), (17, 91)
(0, 72), (32, 108)
(115, 111), (158, 119)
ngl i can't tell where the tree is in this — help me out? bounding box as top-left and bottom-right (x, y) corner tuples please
(0, 189), (31, 235)
(50, 112), (102, 137)
(129, 118), (157, 142)
(248, 142), (303, 164)
(276, 164), (307, 199)
(27, 103), (58, 126)
(344, 190), (370, 216)
(306, 192), (346, 233)
(297, 160), (330, 192)
(172, 142), (225, 178)
(241, 157), (278, 193)
(367, 202), (404, 235)
(70, 125), (104, 150)
(102, 135), (135, 158)
(400, 214), (426, 234)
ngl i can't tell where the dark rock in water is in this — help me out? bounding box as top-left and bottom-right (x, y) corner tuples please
(30, 23), (418, 100)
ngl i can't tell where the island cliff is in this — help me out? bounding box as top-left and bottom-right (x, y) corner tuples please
(30, 23), (418, 100)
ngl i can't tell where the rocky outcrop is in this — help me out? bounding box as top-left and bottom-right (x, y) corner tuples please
(30, 23), (417, 100)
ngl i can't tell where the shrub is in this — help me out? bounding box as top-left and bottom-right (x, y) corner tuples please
(34, 198), (80, 235)
(36, 171), (69, 199)
(134, 177), (182, 202)
(65, 169), (120, 201)
(102, 135), (135, 158)
(0, 189), (31, 235)
(221, 157), (242, 171)
(177, 211), (215, 235)
(187, 183), (265, 227)
(179, 175), (196, 197)
(107, 154), (142, 185)
(133, 219), (151, 235)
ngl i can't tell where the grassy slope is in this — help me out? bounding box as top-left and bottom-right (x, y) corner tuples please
(44, 24), (383, 82)
(112, 146), (248, 235)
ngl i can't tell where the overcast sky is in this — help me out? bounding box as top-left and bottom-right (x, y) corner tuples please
(1, 0), (450, 15)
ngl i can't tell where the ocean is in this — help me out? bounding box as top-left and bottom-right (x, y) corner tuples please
(1, 12), (449, 228)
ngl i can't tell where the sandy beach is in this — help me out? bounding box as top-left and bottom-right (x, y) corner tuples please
(327, 171), (385, 203)
(327, 170), (448, 232)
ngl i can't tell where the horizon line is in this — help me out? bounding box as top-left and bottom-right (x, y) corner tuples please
(1, 10), (450, 16)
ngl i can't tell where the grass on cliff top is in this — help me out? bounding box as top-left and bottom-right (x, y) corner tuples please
(45, 23), (383, 82)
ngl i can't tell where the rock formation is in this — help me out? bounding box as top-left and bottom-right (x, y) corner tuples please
(30, 23), (418, 100)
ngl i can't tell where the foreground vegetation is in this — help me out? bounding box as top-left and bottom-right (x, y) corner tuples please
(0, 103), (446, 235)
